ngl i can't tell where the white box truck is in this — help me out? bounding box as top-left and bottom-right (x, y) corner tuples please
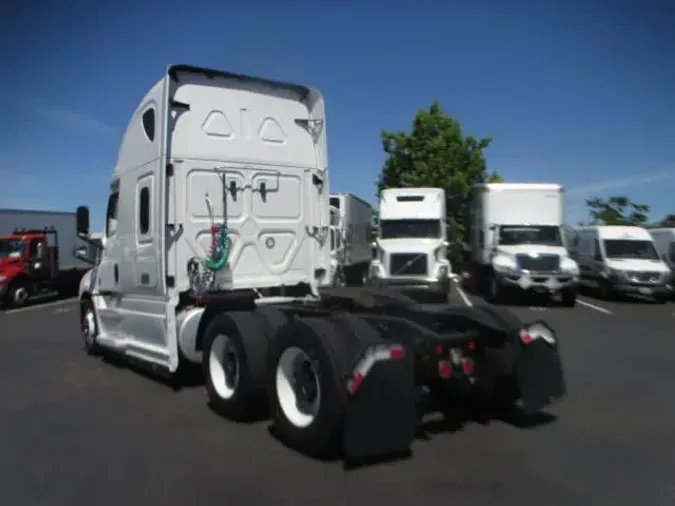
(468, 183), (579, 306)
(0, 209), (90, 307)
(72, 64), (565, 463)
(324, 192), (373, 287)
(369, 188), (452, 300)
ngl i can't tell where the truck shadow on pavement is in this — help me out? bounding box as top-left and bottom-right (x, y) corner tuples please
(100, 353), (204, 389)
(267, 399), (557, 471)
(0, 291), (76, 312)
(416, 403), (557, 440)
(100, 349), (557, 471)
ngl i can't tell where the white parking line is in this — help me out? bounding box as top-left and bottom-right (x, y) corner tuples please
(3, 297), (78, 315)
(577, 298), (612, 315)
(454, 284), (473, 307)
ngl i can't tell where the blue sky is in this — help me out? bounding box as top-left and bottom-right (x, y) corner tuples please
(1, 0), (674, 229)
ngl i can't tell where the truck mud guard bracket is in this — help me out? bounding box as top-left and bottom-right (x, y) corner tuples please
(342, 344), (416, 461)
(514, 322), (566, 415)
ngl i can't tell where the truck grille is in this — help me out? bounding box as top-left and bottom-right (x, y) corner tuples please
(389, 253), (428, 276)
(515, 253), (560, 272)
(632, 271), (661, 283)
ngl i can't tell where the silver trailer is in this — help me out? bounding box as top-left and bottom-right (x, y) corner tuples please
(328, 193), (374, 286)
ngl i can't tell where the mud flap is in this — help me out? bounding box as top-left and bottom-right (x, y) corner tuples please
(514, 339), (566, 415)
(342, 349), (416, 461)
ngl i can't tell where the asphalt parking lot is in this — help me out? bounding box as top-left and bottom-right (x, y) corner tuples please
(1, 292), (674, 506)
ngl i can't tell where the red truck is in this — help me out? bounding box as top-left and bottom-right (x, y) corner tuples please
(0, 210), (91, 308)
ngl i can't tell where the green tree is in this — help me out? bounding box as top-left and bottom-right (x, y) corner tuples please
(585, 196), (651, 225)
(487, 172), (504, 183)
(376, 102), (499, 260)
(659, 213), (675, 226)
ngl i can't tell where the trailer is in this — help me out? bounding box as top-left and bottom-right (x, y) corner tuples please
(326, 193), (373, 287)
(0, 209), (90, 307)
(73, 64), (565, 462)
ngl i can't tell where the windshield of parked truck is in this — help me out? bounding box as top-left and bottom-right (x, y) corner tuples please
(0, 239), (25, 259)
(379, 219), (441, 239)
(603, 239), (660, 260)
(498, 225), (563, 246)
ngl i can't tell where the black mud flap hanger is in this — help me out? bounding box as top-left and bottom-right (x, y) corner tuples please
(514, 323), (566, 415)
(342, 344), (416, 461)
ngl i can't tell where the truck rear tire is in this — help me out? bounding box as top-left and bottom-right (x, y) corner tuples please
(203, 311), (276, 422)
(598, 280), (615, 301)
(267, 315), (381, 457)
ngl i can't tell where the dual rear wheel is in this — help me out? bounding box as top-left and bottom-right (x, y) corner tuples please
(202, 310), (381, 457)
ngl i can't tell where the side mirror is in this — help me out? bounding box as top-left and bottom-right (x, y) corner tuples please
(73, 245), (95, 265)
(443, 240), (450, 248)
(371, 241), (377, 248)
(488, 224), (497, 231)
(76, 206), (90, 236)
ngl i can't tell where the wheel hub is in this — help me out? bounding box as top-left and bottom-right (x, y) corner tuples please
(13, 287), (28, 304)
(293, 359), (318, 404)
(223, 347), (238, 386)
(276, 346), (321, 428)
(83, 310), (96, 343)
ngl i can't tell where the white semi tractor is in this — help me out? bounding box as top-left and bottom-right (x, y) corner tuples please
(370, 187), (452, 301)
(73, 64), (565, 462)
(468, 183), (579, 306)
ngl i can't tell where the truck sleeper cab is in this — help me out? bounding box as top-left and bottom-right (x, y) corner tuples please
(370, 188), (452, 301)
(74, 64), (565, 463)
(571, 226), (672, 302)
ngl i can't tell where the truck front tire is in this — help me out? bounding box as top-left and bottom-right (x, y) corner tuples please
(81, 299), (100, 355)
(484, 272), (503, 304)
(561, 288), (577, 307)
(7, 280), (30, 308)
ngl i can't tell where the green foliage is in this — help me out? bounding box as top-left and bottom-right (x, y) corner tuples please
(659, 213), (675, 227)
(487, 171), (504, 183)
(585, 196), (651, 225)
(376, 102), (499, 260)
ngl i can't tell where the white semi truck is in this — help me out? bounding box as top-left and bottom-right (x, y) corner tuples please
(468, 183), (579, 306)
(73, 64), (565, 462)
(325, 192), (373, 287)
(370, 188), (452, 300)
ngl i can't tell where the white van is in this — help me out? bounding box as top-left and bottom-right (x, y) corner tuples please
(570, 226), (672, 302)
